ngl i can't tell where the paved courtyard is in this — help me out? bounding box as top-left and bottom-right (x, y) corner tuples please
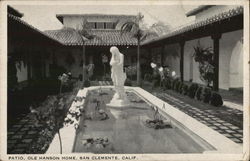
(155, 92), (243, 144)
(7, 81), (243, 153)
(7, 114), (41, 154)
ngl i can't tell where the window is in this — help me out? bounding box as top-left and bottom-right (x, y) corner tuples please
(105, 22), (115, 29)
(87, 22), (96, 29)
(96, 22), (104, 29)
(86, 22), (116, 29)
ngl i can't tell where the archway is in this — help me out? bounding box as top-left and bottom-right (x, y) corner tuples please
(229, 40), (243, 89)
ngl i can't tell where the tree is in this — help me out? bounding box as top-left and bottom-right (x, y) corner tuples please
(149, 21), (172, 36)
(74, 19), (96, 82)
(120, 13), (156, 86)
(76, 19), (103, 82)
(76, 19), (89, 82)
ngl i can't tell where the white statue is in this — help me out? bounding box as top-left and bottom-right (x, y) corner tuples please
(107, 46), (130, 107)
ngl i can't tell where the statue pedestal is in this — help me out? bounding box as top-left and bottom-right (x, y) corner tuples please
(106, 87), (130, 108)
(106, 88), (130, 119)
(107, 97), (130, 108)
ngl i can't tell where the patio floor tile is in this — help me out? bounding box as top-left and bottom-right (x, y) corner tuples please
(156, 91), (243, 144)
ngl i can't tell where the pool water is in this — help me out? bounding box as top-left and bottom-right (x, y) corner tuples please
(73, 89), (206, 153)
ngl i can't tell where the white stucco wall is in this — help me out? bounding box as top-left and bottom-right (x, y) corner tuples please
(62, 16), (135, 30)
(220, 30), (243, 89)
(16, 61), (28, 82)
(182, 30), (243, 90)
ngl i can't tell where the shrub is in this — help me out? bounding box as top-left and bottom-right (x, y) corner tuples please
(144, 73), (153, 82)
(188, 83), (199, 98)
(153, 79), (160, 87)
(203, 87), (212, 103)
(78, 74), (83, 81)
(125, 65), (137, 80)
(210, 92), (223, 106)
(172, 78), (179, 90)
(152, 71), (161, 87)
(165, 78), (172, 89)
(182, 84), (189, 95)
(161, 79), (167, 90)
(125, 78), (132, 86)
(83, 80), (90, 88)
(195, 86), (203, 101)
(29, 93), (72, 154)
(171, 79), (175, 90)
(104, 77), (112, 81)
(175, 81), (181, 92)
(178, 82), (184, 94)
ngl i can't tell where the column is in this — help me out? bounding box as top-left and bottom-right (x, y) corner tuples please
(161, 45), (164, 66)
(211, 33), (222, 91)
(82, 45), (86, 81)
(180, 41), (185, 82)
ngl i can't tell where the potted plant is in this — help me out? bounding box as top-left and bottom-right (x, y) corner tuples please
(193, 41), (214, 87)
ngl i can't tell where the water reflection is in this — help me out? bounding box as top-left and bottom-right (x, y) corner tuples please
(73, 89), (205, 153)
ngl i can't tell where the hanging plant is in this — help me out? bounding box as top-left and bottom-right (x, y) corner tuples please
(193, 41), (214, 87)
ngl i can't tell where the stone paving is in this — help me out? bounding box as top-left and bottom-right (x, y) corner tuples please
(7, 114), (41, 154)
(155, 92), (243, 144)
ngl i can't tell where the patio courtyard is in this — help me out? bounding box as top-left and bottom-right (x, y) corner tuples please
(5, 3), (246, 157)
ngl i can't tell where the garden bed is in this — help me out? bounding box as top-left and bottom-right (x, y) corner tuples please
(8, 81), (81, 154)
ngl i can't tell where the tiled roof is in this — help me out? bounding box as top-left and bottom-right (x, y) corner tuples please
(186, 5), (215, 17)
(45, 28), (85, 46)
(45, 29), (138, 46)
(85, 29), (137, 46)
(56, 14), (137, 24)
(8, 14), (64, 45)
(8, 6), (23, 18)
(142, 6), (243, 46)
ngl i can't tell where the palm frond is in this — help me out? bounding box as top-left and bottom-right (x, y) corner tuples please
(120, 21), (139, 35)
(77, 18), (97, 41)
(140, 30), (158, 42)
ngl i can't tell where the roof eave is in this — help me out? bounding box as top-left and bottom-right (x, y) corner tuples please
(56, 15), (64, 24)
(186, 5), (215, 17)
(8, 5), (24, 18)
(143, 6), (243, 46)
(8, 14), (64, 46)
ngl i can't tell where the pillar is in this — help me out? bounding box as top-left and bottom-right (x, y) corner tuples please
(82, 45), (86, 81)
(161, 45), (164, 66)
(180, 41), (185, 82)
(211, 33), (221, 91)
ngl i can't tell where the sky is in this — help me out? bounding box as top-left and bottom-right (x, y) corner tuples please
(12, 4), (197, 31)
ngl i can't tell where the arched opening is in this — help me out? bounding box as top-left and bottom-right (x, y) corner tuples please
(229, 40), (243, 90)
